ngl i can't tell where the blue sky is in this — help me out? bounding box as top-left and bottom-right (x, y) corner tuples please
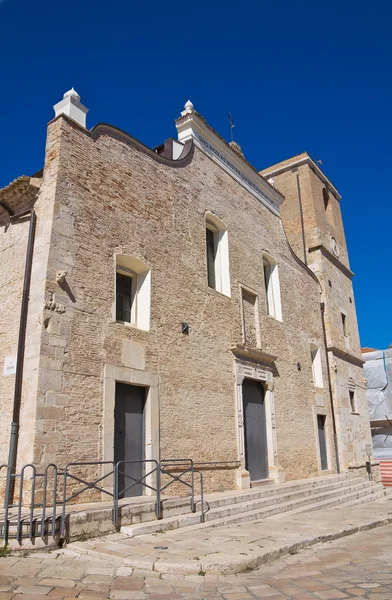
(0, 0), (390, 349)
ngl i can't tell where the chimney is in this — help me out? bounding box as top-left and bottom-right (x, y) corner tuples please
(53, 88), (89, 128)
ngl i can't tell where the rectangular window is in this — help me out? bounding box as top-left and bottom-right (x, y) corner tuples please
(263, 256), (282, 321)
(205, 218), (231, 297)
(341, 313), (347, 337)
(115, 255), (151, 331)
(317, 415), (328, 471)
(311, 345), (323, 388)
(206, 227), (216, 289)
(116, 271), (135, 323)
(349, 390), (356, 413)
(241, 288), (260, 348)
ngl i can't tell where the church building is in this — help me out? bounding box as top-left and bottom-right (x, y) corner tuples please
(0, 90), (372, 496)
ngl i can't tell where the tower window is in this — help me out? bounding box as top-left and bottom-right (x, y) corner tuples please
(263, 255), (282, 321)
(205, 215), (231, 297)
(341, 313), (348, 337)
(349, 390), (356, 413)
(323, 188), (329, 210)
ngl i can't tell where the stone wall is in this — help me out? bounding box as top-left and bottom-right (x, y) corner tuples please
(13, 115), (337, 492)
(263, 158), (373, 471)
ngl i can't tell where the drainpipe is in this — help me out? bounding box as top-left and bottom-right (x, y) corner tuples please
(320, 302), (340, 474)
(293, 170), (307, 266)
(1, 205), (37, 505)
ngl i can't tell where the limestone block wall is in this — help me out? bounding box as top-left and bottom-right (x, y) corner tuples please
(331, 359), (371, 468)
(265, 160), (372, 471)
(24, 115), (338, 493)
(0, 207), (29, 464)
(0, 119), (64, 470)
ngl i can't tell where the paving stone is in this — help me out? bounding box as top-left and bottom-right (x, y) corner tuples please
(314, 591), (349, 599)
(109, 592), (147, 600)
(40, 580), (77, 588)
(341, 588), (367, 596)
(14, 586), (53, 595)
(12, 596), (53, 600)
(111, 579), (144, 591)
(48, 587), (80, 597)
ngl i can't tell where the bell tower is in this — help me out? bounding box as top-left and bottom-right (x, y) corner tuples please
(261, 153), (372, 471)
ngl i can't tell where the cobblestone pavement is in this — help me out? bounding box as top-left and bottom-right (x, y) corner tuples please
(1, 524), (392, 600)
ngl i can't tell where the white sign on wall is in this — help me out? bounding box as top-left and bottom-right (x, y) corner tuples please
(3, 355), (17, 376)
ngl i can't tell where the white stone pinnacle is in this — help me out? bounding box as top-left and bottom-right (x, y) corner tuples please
(63, 88), (80, 102)
(53, 88), (89, 128)
(181, 99), (195, 117)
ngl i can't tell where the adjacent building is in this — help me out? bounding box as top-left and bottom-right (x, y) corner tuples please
(0, 90), (372, 497)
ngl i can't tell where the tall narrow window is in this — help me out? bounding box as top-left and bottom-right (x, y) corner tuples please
(349, 390), (356, 413)
(115, 255), (151, 331)
(341, 313), (347, 337)
(116, 271), (135, 323)
(241, 288), (260, 348)
(323, 187), (329, 210)
(263, 255), (282, 321)
(205, 215), (231, 297)
(311, 344), (323, 388)
(206, 226), (217, 289)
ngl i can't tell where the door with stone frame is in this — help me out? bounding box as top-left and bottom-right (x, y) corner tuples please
(242, 378), (269, 481)
(114, 382), (146, 497)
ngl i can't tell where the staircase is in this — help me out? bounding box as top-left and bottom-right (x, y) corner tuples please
(121, 473), (389, 537)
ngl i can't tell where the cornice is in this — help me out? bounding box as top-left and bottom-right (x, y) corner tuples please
(308, 244), (354, 279)
(231, 345), (277, 365)
(262, 154), (341, 201)
(176, 110), (283, 217)
(327, 345), (365, 367)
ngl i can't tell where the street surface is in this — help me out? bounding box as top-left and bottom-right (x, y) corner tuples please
(1, 524), (392, 599)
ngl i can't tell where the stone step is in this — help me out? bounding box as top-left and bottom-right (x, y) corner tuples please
(173, 481), (387, 535)
(121, 477), (379, 537)
(118, 473), (352, 525)
(265, 483), (387, 519)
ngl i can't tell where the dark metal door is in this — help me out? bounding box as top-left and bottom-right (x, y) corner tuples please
(243, 379), (269, 481)
(317, 415), (328, 470)
(114, 383), (145, 497)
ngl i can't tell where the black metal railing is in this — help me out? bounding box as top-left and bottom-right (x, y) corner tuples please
(0, 458), (241, 544)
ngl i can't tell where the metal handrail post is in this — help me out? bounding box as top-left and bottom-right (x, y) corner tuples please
(0, 465), (10, 543)
(113, 462), (119, 528)
(155, 465), (161, 519)
(198, 471), (204, 523)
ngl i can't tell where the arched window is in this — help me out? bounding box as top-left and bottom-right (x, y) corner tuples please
(263, 254), (282, 321)
(205, 214), (231, 297)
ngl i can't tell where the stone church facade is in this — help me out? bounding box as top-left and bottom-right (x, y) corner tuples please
(0, 90), (372, 495)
